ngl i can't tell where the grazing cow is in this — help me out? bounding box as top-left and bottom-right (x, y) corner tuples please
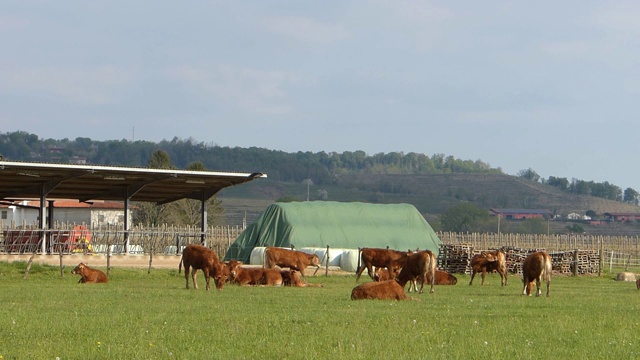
(351, 280), (408, 300)
(469, 250), (508, 286)
(71, 262), (108, 283)
(522, 251), (552, 297)
(264, 247), (321, 280)
(356, 248), (411, 282)
(396, 250), (436, 294)
(179, 244), (227, 291)
(281, 269), (323, 287)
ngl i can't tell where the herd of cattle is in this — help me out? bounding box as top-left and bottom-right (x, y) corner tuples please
(70, 244), (561, 300)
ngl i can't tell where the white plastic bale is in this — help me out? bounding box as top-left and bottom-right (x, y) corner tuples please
(250, 247), (267, 266)
(301, 247), (338, 266)
(340, 249), (360, 273)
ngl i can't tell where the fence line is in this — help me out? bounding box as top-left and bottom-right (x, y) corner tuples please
(1, 226), (639, 273)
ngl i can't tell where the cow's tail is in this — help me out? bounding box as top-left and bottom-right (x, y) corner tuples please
(178, 255), (183, 274)
(542, 254), (552, 282)
(428, 251), (436, 293)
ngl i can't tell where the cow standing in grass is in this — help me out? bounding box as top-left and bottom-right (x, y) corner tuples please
(264, 247), (321, 280)
(469, 250), (508, 286)
(71, 263), (108, 283)
(179, 244), (227, 291)
(355, 248), (411, 282)
(397, 250), (437, 294)
(522, 251), (552, 297)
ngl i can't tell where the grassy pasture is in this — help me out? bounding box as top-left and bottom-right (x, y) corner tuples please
(0, 262), (638, 360)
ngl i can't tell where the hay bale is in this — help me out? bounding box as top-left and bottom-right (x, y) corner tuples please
(615, 272), (636, 282)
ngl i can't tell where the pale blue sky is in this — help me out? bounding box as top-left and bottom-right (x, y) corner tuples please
(2, 1), (639, 191)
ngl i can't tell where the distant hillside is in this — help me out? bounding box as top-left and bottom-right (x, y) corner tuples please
(218, 173), (640, 228)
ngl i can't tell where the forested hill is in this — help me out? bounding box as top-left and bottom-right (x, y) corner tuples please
(1, 131), (638, 213)
(0, 131), (502, 184)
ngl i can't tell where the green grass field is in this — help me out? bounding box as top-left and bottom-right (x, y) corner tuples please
(0, 261), (638, 360)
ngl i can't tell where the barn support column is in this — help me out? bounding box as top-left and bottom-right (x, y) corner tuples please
(47, 200), (55, 229)
(123, 197), (130, 253)
(39, 191), (47, 253)
(200, 191), (207, 246)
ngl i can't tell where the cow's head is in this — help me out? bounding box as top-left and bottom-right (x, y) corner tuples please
(71, 263), (87, 275)
(225, 260), (242, 281)
(309, 254), (320, 267)
(448, 273), (458, 285)
(212, 262), (228, 290)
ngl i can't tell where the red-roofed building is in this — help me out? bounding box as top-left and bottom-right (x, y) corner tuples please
(489, 208), (553, 220)
(0, 200), (128, 228)
(603, 212), (640, 222)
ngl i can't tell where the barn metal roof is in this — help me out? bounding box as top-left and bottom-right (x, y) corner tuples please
(0, 160), (267, 205)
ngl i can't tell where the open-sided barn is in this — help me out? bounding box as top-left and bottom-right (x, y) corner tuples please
(223, 201), (440, 271)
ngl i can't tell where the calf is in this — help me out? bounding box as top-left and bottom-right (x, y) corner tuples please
(281, 269), (323, 287)
(522, 251), (552, 297)
(179, 244), (227, 291)
(408, 270), (457, 292)
(374, 266), (400, 282)
(264, 247), (321, 280)
(351, 280), (408, 300)
(434, 270), (458, 285)
(396, 250), (436, 294)
(231, 266), (283, 286)
(71, 262), (108, 283)
(469, 250), (508, 286)
(356, 248), (411, 282)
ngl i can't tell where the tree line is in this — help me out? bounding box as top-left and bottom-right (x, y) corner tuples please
(1, 130), (638, 205)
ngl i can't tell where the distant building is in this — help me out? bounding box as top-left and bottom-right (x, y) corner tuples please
(489, 208), (552, 220)
(603, 212), (640, 222)
(0, 200), (128, 228)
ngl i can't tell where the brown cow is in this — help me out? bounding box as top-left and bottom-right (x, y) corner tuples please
(351, 280), (408, 300)
(179, 244), (227, 291)
(71, 262), (108, 283)
(230, 266), (283, 286)
(264, 247), (321, 279)
(355, 248), (411, 282)
(374, 266), (400, 282)
(281, 269), (323, 287)
(408, 270), (457, 292)
(522, 251), (552, 297)
(469, 250), (508, 286)
(396, 250), (436, 294)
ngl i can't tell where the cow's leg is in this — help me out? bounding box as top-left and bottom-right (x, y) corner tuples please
(428, 269), (435, 294)
(469, 271), (476, 285)
(184, 265), (191, 289)
(500, 269), (507, 286)
(522, 277), (528, 296)
(545, 277), (551, 297)
(203, 268), (211, 291)
(355, 264), (367, 282)
(535, 276), (542, 297)
(480, 269), (487, 286)
(418, 273), (425, 294)
(191, 268), (199, 290)
(366, 264), (376, 281)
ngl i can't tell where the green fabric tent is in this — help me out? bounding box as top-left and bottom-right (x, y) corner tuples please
(223, 201), (440, 263)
